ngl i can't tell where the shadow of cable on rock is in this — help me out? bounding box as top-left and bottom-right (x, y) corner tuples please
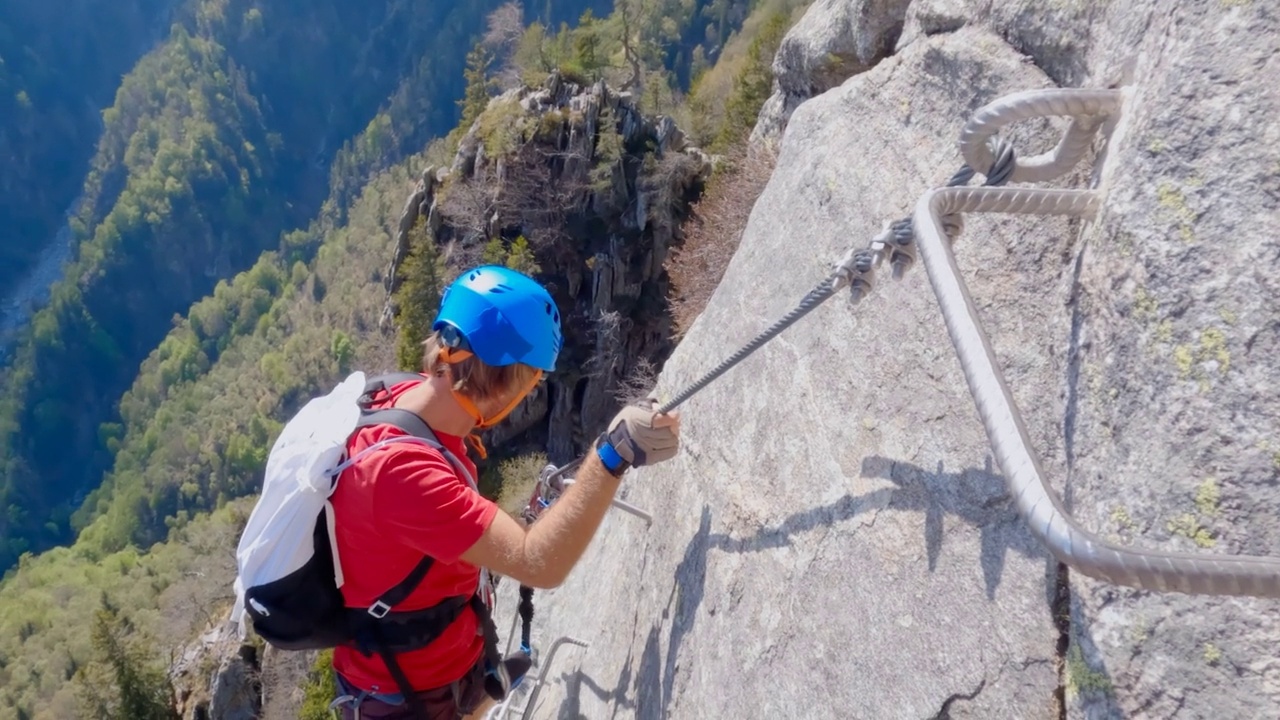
(621, 455), (1057, 719)
(860, 454), (1052, 600)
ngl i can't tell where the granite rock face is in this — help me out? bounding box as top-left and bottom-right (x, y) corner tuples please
(492, 1), (1280, 718)
(751, 0), (913, 145)
(496, 27), (1072, 720)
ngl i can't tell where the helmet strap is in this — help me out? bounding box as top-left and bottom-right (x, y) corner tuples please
(439, 346), (474, 364)
(439, 351), (543, 458)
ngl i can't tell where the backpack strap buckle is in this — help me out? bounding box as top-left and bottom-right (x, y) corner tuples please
(368, 601), (392, 619)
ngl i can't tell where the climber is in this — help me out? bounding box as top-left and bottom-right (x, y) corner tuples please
(327, 265), (681, 720)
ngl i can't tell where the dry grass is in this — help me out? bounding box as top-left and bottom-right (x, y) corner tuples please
(494, 451), (550, 517)
(438, 174), (496, 244)
(666, 144), (778, 336)
(614, 356), (659, 406)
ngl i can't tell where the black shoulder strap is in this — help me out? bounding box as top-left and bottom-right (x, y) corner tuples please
(369, 556), (437, 615)
(355, 407), (438, 443)
(372, 629), (433, 720)
(349, 404), (442, 616)
(346, 371), (506, 714)
(368, 371), (429, 390)
(354, 372), (440, 445)
(518, 585), (535, 653)
(358, 372), (428, 409)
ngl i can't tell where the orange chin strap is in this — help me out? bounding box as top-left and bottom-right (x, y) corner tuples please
(440, 346), (543, 460)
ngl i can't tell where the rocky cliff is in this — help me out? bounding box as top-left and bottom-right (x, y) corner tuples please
(167, 76), (713, 717)
(490, 2), (1280, 719)
(382, 72), (711, 463)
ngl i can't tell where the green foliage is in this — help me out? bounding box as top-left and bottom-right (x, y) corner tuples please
(477, 97), (533, 159)
(482, 237), (509, 265)
(1064, 642), (1113, 699)
(512, 22), (554, 85)
(689, 44), (710, 85)
(450, 42), (497, 152)
(299, 650), (337, 720)
(395, 217), (447, 372)
(331, 331), (356, 373)
(572, 10), (604, 80)
(479, 235), (542, 276)
(493, 451), (550, 515)
(591, 105), (625, 192)
(319, 0), (562, 218)
(505, 236), (542, 275)
(685, 0), (807, 147)
(0, 500), (250, 717)
(0, 23), (285, 568)
(0, 0), (174, 289)
(74, 599), (179, 720)
(713, 9), (790, 152)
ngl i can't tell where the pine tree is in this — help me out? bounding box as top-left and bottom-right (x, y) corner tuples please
(75, 598), (179, 720)
(505, 235), (541, 275)
(689, 44), (709, 85)
(572, 10), (601, 79)
(395, 217), (446, 371)
(450, 42), (494, 150)
(482, 237), (508, 265)
(714, 10), (789, 152)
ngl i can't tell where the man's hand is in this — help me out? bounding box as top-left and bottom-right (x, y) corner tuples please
(603, 401), (681, 468)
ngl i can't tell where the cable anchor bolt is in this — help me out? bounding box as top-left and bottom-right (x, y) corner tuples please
(886, 217), (916, 279)
(835, 245), (877, 305)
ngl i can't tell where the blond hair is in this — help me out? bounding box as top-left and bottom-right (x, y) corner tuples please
(422, 331), (541, 404)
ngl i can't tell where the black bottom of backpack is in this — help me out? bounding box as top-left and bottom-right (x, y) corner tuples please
(244, 515), (351, 651)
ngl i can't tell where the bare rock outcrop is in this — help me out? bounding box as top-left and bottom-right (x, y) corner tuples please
(495, 27), (1071, 719)
(751, 0), (913, 145)
(170, 622), (261, 720)
(383, 72), (711, 464)
(493, 2), (1280, 719)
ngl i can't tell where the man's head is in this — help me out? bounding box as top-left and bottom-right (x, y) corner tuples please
(426, 265), (562, 429)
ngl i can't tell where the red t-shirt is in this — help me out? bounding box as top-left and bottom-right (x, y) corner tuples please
(330, 377), (499, 693)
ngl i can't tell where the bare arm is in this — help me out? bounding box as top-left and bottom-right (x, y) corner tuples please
(460, 450), (623, 589)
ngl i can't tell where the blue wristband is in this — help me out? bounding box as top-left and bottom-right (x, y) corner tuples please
(596, 439), (625, 473)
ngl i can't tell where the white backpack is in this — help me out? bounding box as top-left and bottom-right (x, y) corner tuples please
(230, 371), (489, 647)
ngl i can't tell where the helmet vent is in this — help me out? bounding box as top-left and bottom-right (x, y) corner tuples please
(490, 283), (513, 294)
(545, 302), (559, 323)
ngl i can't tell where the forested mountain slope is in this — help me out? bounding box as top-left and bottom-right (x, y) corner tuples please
(0, 1), (794, 716)
(0, 0), (178, 291)
(0, 0), (614, 571)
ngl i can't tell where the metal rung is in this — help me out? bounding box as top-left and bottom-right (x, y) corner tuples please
(483, 636), (590, 720)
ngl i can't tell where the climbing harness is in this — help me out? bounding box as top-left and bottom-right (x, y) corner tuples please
(526, 87), (1280, 600)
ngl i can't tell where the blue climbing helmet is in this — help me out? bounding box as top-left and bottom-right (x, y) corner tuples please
(432, 265), (562, 372)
